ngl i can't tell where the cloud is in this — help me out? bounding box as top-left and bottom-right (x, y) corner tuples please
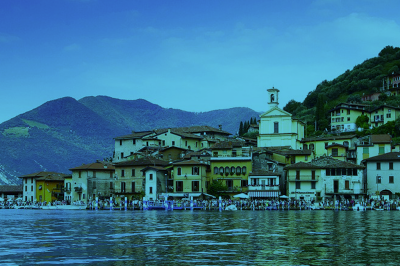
(63, 43), (81, 51)
(0, 34), (19, 43)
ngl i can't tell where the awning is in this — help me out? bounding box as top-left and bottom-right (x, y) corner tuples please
(249, 191), (280, 198)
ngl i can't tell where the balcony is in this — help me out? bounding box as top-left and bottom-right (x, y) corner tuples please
(288, 175), (319, 182)
(325, 189), (366, 195)
(74, 187), (83, 193)
(248, 185), (280, 191)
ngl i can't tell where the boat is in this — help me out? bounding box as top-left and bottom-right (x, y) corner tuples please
(41, 203), (87, 210)
(225, 204), (237, 211)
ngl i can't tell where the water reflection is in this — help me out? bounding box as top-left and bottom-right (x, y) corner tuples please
(1, 210), (400, 265)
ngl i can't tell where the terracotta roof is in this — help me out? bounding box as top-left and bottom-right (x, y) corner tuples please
(160, 146), (189, 152)
(114, 131), (153, 140)
(249, 170), (280, 176)
(183, 151), (211, 159)
(301, 135), (357, 142)
(363, 152), (400, 162)
(140, 166), (168, 172)
(371, 134), (392, 144)
(326, 143), (348, 149)
(70, 162), (115, 171)
(173, 160), (208, 166)
(0, 185), (23, 192)
(19, 171), (69, 179)
(275, 149), (312, 156)
(370, 105), (400, 113)
(284, 156), (364, 170)
(113, 157), (169, 167)
(154, 126), (231, 136)
(211, 140), (244, 150)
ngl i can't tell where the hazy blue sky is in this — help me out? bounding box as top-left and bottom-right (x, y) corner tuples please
(1, 0), (400, 123)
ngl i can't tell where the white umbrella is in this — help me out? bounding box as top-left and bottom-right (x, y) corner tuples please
(0, 198), (4, 202)
(279, 195), (289, 199)
(233, 193), (249, 199)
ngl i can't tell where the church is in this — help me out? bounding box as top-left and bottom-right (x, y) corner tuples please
(257, 87), (305, 149)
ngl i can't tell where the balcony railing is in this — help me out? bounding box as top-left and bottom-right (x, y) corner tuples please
(74, 187), (83, 193)
(325, 189), (365, 195)
(248, 185), (280, 191)
(288, 175), (319, 182)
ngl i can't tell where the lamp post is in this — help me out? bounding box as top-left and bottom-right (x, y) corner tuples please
(376, 175), (381, 198)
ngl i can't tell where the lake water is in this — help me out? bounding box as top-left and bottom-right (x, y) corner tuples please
(0, 209), (399, 265)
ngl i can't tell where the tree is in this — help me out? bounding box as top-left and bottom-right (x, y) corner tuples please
(239, 121), (244, 136)
(207, 180), (228, 198)
(283, 99), (302, 114)
(356, 114), (369, 129)
(347, 94), (362, 103)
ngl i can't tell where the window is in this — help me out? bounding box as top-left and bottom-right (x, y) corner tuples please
(389, 176), (394, 183)
(387, 113), (391, 118)
(241, 180), (248, 187)
(389, 162), (394, 170)
(185, 141), (188, 146)
(119, 140), (122, 145)
(39, 185), (42, 190)
(79, 171), (82, 178)
(296, 181), (301, 189)
(192, 167), (199, 175)
(347, 110), (350, 115)
(347, 117), (350, 121)
(226, 180), (233, 189)
(296, 170), (300, 180)
(110, 172), (113, 179)
(377, 163), (381, 170)
(133, 139), (136, 145)
(93, 181), (96, 189)
(110, 182), (113, 189)
(121, 182), (126, 193)
(363, 147), (369, 154)
(192, 181), (199, 192)
(341, 117), (344, 122)
(311, 182), (316, 189)
(345, 180), (349, 190)
(31, 186), (33, 191)
(379, 146), (385, 155)
(25, 179), (27, 184)
(225, 167), (230, 175)
(312, 171), (315, 180)
(172, 141), (175, 146)
(274, 122), (279, 133)
(219, 167), (224, 174)
(149, 187), (153, 194)
(214, 167), (218, 174)
(236, 167), (241, 174)
(332, 148), (338, 157)
(132, 169), (135, 177)
(177, 168), (182, 176)
(176, 181), (183, 192)
(376, 176), (381, 184)
(93, 171), (96, 178)
(132, 182), (135, 193)
(121, 152), (124, 159)
(242, 166), (247, 174)
(309, 144), (314, 150)
(305, 156), (308, 161)
(149, 174), (153, 180)
(231, 167), (236, 175)
(121, 170), (125, 177)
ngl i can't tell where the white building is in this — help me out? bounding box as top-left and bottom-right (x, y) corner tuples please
(257, 87), (305, 149)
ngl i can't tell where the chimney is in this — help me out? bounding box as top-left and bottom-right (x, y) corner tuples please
(219, 125), (222, 130)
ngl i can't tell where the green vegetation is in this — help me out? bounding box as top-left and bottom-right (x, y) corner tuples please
(2, 127), (29, 137)
(207, 180), (228, 198)
(238, 117), (258, 136)
(22, 119), (49, 129)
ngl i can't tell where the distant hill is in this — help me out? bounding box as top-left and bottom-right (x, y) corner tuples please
(0, 96), (260, 184)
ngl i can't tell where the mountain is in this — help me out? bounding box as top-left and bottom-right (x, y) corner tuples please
(0, 96), (260, 184)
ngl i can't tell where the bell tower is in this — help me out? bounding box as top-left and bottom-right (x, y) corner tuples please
(267, 87), (279, 109)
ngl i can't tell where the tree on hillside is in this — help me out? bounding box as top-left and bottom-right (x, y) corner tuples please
(315, 95), (328, 131)
(283, 100), (303, 114)
(356, 114), (369, 130)
(207, 180), (228, 198)
(347, 94), (362, 103)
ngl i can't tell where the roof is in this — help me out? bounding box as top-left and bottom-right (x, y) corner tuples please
(329, 103), (369, 112)
(284, 156), (365, 170)
(19, 171), (69, 179)
(301, 135), (357, 142)
(113, 157), (169, 167)
(371, 134), (392, 144)
(140, 166), (168, 172)
(369, 105), (400, 113)
(0, 185), (23, 192)
(326, 143), (348, 149)
(275, 149), (312, 156)
(211, 140), (244, 150)
(160, 146), (189, 152)
(173, 160), (208, 166)
(363, 152), (400, 162)
(154, 125), (231, 136)
(114, 131), (153, 140)
(70, 162), (115, 171)
(249, 170), (280, 176)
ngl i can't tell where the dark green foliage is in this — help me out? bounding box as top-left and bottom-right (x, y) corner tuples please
(207, 180), (228, 198)
(347, 94), (362, 103)
(283, 100), (303, 114)
(356, 114), (370, 129)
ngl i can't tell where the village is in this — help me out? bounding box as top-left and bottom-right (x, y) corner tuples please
(4, 80), (400, 209)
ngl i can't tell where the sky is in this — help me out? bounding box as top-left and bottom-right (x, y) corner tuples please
(1, 0), (400, 124)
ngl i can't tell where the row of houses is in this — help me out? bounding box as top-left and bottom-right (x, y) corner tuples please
(16, 87), (400, 203)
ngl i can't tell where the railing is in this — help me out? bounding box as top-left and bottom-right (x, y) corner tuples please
(248, 185), (280, 191)
(74, 187), (83, 193)
(288, 175), (319, 182)
(325, 189), (365, 194)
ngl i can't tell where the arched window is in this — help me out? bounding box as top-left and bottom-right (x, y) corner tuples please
(225, 167), (230, 175)
(219, 167), (224, 175)
(230, 167), (236, 175)
(177, 168), (182, 176)
(309, 144), (315, 151)
(343, 141), (349, 147)
(214, 167), (218, 174)
(242, 166), (247, 174)
(236, 166), (241, 174)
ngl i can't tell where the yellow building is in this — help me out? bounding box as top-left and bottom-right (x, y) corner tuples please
(170, 160), (209, 198)
(209, 157), (252, 198)
(19, 172), (67, 203)
(329, 103), (369, 132)
(113, 157), (169, 201)
(301, 135), (358, 159)
(370, 105), (400, 128)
